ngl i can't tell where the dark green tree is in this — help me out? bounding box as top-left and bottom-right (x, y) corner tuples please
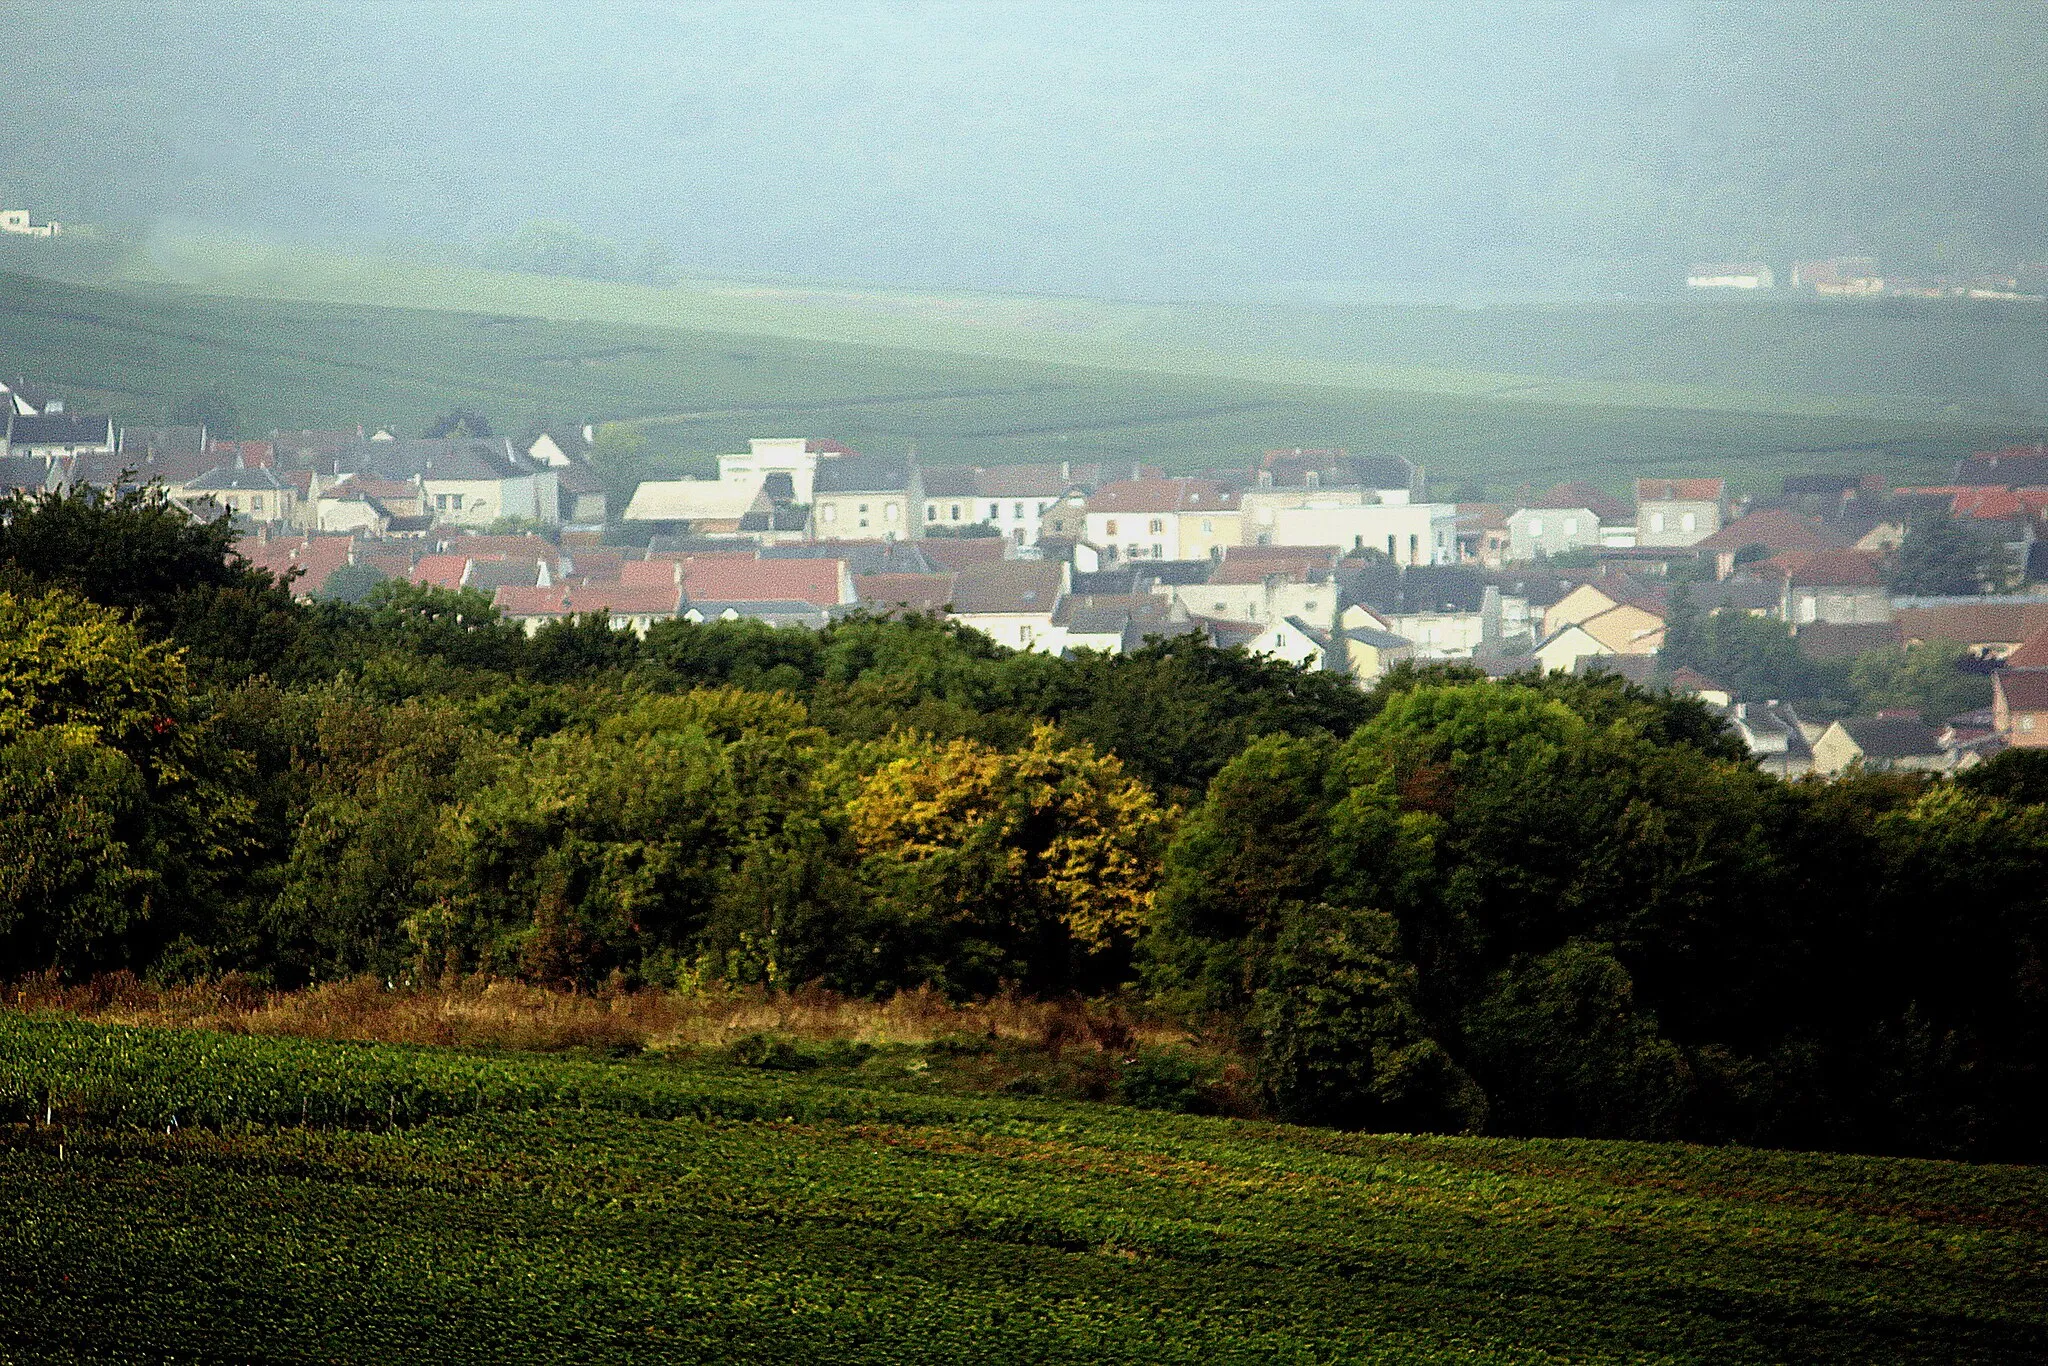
(1888, 505), (2007, 596)
(168, 387), (241, 438)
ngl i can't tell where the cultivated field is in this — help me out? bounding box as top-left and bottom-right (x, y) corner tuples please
(2, 1013), (2043, 1363)
(3, 233), (2043, 495)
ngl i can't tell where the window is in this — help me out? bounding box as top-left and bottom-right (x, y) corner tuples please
(1305, 600), (1317, 611)
(990, 503), (1001, 520)
(2025, 715), (2037, 733)
(858, 503), (869, 514)
(435, 494), (448, 510)
(1650, 512), (1667, 533)
(1148, 518), (1163, 534)
(1105, 519), (1119, 536)
(452, 494), (464, 511)
(1014, 502), (1024, 518)
(1304, 471), (1320, 489)
(949, 503), (961, 521)
(1386, 535), (1396, 557)
(925, 505), (936, 521)
(822, 504), (837, 523)
(1681, 511), (1697, 533)
(1201, 518), (1213, 533)
(1020, 625), (1034, 643)
(885, 502), (899, 524)
(1409, 534), (1419, 562)
(1528, 517), (1543, 536)
(251, 495), (264, 512)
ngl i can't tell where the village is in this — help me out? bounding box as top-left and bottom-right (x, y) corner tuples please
(5, 371), (2048, 779)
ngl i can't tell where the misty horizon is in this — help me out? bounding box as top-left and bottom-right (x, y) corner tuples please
(3, 1), (2045, 302)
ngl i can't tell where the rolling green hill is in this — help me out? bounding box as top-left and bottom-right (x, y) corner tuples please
(2, 234), (2043, 494)
(2, 1016), (2043, 1364)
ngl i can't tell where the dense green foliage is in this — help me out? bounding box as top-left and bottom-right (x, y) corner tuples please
(3, 488), (2045, 1161)
(1, 1016), (2042, 1364)
(1151, 667), (2048, 1160)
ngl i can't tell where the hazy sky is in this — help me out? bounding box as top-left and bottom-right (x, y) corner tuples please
(5, 2), (2044, 298)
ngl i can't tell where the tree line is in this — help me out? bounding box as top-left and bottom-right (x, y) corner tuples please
(1, 483), (2043, 1160)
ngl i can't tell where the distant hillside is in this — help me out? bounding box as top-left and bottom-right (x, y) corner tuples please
(1, 238), (2041, 495)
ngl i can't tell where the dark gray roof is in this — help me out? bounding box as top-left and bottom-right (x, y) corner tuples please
(464, 560), (549, 593)
(1956, 451), (2048, 486)
(0, 456), (53, 492)
(1838, 716), (1945, 758)
(186, 464), (286, 492)
(335, 438), (536, 482)
(738, 502), (810, 533)
(762, 541), (940, 575)
(9, 413), (112, 447)
(119, 425), (207, 456)
(1343, 625), (1411, 649)
(918, 466), (982, 498)
(1575, 654), (1659, 686)
(684, 600), (835, 628)
(812, 454), (912, 495)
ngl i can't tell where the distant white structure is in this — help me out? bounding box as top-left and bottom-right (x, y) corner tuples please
(1686, 262), (1774, 290)
(0, 209), (61, 238)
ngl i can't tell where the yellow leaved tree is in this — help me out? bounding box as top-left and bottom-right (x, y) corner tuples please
(845, 724), (1172, 994)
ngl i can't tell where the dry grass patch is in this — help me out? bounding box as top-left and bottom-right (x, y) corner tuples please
(6, 973), (1187, 1059)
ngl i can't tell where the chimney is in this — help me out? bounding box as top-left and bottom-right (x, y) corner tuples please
(1060, 459), (1071, 483)
(1130, 460), (1141, 481)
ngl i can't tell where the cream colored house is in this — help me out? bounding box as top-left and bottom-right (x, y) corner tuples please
(1083, 479), (1240, 561)
(811, 454), (920, 542)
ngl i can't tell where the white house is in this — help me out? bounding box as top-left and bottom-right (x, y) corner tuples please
(1686, 263), (1774, 289)
(946, 559), (1068, 651)
(333, 438), (559, 528)
(1256, 500), (1458, 566)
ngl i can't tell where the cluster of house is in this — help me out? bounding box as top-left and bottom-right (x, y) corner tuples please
(10, 369), (2048, 778)
(0, 383), (607, 535)
(1686, 255), (2047, 301)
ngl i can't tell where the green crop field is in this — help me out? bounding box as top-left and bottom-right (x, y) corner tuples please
(1, 233), (2044, 495)
(2, 1016), (2043, 1364)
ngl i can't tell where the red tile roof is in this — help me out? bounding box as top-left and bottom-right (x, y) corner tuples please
(235, 534), (354, 598)
(679, 555), (848, 607)
(410, 554), (490, 590)
(619, 560), (681, 588)
(1635, 478), (1725, 504)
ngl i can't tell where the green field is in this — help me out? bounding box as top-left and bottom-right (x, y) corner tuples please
(3, 233), (2044, 494)
(2, 1016), (2043, 1364)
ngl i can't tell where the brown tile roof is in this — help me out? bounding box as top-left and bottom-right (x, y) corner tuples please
(1087, 478), (1237, 514)
(1795, 621), (1902, 660)
(2001, 628), (2048, 669)
(1531, 482), (1633, 523)
(917, 537), (1008, 571)
(1694, 507), (1841, 554)
(410, 554), (487, 590)
(1997, 669), (2048, 711)
(1635, 478), (1726, 504)
(855, 572), (955, 613)
(493, 583), (682, 618)
(1759, 547), (1884, 587)
(1896, 603), (2048, 648)
(946, 560), (1063, 615)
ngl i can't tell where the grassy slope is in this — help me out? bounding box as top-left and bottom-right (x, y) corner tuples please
(1, 1017), (2043, 1364)
(3, 233), (2044, 493)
